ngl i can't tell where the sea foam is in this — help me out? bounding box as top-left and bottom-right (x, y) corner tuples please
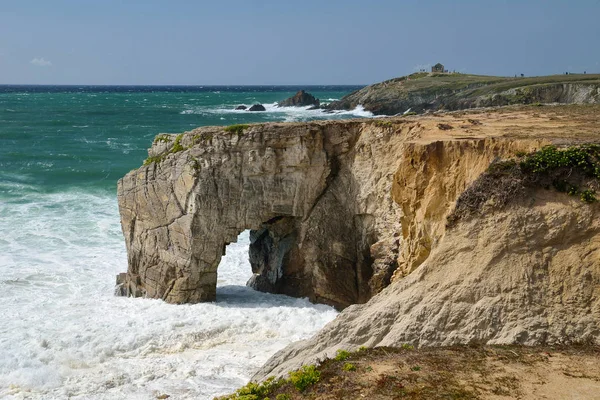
(0, 189), (337, 399)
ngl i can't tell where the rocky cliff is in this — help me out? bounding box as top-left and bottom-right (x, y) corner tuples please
(117, 105), (600, 379)
(327, 73), (600, 115)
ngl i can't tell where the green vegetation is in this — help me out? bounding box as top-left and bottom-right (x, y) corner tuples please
(519, 144), (600, 202)
(448, 144), (600, 225)
(218, 346), (600, 400)
(334, 349), (351, 361)
(143, 155), (164, 166)
(288, 365), (321, 392)
(153, 134), (173, 144)
(224, 124), (250, 136)
(329, 71), (600, 115)
(374, 120), (394, 128)
(171, 134), (185, 153)
(143, 134), (187, 165)
(401, 343), (415, 350)
(218, 377), (283, 400)
(343, 362), (357, 372)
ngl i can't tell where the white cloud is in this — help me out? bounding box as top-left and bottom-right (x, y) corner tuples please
(30, 57), (52, 67)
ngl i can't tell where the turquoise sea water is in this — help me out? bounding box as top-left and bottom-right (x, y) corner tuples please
(0, 86), (365, 399)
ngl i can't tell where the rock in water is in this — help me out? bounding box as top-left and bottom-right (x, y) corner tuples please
(235, 105), (247, 110)
(278, 90), (320, 107)
(248, 104), (266, 111)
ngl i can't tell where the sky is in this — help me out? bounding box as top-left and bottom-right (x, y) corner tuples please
(0, 0), (599, 85)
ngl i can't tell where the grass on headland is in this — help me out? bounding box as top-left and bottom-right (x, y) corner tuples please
(217, 345), (600, 400)
(143, 133), (186, 165)
(224, 124), (250, 136)
(448, 144), (600, 225)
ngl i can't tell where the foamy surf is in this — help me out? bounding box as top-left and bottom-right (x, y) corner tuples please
(179, 103), (374, 122)
(0, 190), (337, 400)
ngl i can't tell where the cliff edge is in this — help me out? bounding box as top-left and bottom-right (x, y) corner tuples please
(116, 105), (600, 379)
(326, 73), (600, 115)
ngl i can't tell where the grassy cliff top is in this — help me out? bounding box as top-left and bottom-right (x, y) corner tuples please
(378, 72), (600, 93)
(327, 72), (600, 115)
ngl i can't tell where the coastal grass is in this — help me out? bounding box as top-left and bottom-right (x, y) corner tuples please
(448, 144), (600, 225)
(224, 124), (250, 136)
(217, 345), (600, 400)
(143, 133), (186, 165)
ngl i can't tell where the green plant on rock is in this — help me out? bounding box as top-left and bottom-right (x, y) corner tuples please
(220, 377), (282, 400)
(224, 124), (250, 136)
(581, 189), (597, 203)
(143, 134), (187, 165)
(143, 155), (163, 166)
(288, 365), (320, 392)
(153, 134), (173, 144)
(171, 134), (185, 153)
(334, 349), (351, 361)
(343, 363), (357, 372)
(275, 395), (290, 400)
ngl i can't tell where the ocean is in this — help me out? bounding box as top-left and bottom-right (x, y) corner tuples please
(0, 85), (369, 399)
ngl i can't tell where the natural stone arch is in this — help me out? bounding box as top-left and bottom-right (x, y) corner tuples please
(116, 121), (397, 309)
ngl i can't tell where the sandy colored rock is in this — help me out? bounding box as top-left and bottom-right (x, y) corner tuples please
(117, 105), (600, 361)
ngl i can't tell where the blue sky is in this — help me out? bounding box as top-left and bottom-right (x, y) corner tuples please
(1, 0), (599, 85)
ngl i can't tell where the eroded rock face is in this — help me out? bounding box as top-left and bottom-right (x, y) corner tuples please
(117, 105), (600, 333)
(117, 120), (405, 309)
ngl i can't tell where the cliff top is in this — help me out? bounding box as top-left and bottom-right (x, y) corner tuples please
(326, 73), (600, 115)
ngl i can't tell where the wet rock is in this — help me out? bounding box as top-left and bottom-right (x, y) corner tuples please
(278, 90), (320, 107)
(248, 104), (266, 111)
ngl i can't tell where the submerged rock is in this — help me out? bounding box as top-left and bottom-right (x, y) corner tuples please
(248, 104), (266, 111)
(278, 90), (320, 107)
(235, 105), (247, 110)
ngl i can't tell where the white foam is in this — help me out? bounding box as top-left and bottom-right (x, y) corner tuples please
(0, 190), (337, 399)
(179, 103), (374, 122)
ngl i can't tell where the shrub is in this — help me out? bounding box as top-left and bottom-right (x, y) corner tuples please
(153, 134), (173, 144)
(171, 134), (185, 153)
(448, 144), (600, 225)
(220, 377), (282, 400)
(581, 189), (597, 203)
(334, 349), (351, 361)
(288, 365), (320, 392)
(343, 363), (357, 372)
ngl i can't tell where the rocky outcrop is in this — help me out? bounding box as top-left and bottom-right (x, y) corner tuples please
(252, 107), (600, 380)
(117, 119), (406, 309)
(278, 90), (320, 107)
(248, 104), (266, 111)
(117, 106), (600, 372)
(327, 73), (600, 115)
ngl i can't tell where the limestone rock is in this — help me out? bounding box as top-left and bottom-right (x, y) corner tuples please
(278, 90), (320, 108)
(116, 106), (600, 366)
